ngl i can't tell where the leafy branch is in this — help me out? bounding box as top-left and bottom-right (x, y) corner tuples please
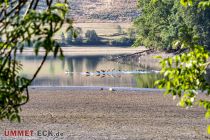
(155, 0), (210, 134)
(0, 0), (72, 122)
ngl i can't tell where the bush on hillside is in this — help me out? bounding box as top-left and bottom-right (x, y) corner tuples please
(110, 37), (134, 46)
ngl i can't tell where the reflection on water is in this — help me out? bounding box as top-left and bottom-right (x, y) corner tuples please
(135, 73), (162, 88)
(19, 54), (162, 88)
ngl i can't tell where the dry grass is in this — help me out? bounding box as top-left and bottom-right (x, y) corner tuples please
(54, 22), (132, 40)
(69, 0), (138, 22)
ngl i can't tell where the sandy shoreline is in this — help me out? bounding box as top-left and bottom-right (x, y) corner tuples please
(0, 88), (209, 140)
(20, 47), (147, 56)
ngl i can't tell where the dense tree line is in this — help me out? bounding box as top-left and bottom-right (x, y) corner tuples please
(60, 28), (135, 46)
(134, 0), (210, 50)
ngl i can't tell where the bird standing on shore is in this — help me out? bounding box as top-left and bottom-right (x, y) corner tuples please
(65, 70), (70, 74)
(85, 72), (90, 76)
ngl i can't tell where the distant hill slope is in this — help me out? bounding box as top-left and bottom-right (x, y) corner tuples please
(69, 0), (139, 22)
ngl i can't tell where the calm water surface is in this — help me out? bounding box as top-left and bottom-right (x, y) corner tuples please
(19, 54), (162, 88)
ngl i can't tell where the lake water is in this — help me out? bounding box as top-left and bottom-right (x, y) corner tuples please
(19, 54), (162, 88)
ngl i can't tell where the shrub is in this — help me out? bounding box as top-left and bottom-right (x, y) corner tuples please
(110, 37), (134, 46)
(85, 30), (100, 43)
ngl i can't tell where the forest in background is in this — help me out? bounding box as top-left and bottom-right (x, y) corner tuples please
(134, 0), (210, 51)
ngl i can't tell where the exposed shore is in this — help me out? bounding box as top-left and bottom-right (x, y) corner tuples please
(19, 46), (173, 70)
(0, 88), (209, 140)
(20, 47), (147, 56)
(111, 50), (175, 70)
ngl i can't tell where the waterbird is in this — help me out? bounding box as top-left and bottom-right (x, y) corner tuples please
(109, 88), (113, 91)
(85, 72), (90, 76)
(109, 88), (116, 91)
(65, 70), (70, 74)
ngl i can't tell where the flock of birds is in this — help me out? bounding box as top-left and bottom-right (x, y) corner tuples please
(83, 69), (122, 77)
(65, 69), (160, 78)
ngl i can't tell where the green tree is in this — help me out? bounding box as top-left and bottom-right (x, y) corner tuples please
(146, 0), (210, 134)
(67, 31), (73, 45)
(75, 27), (83, 36)
(61, 32), (66, 46)
(66, 27), (83, 45)
(134, 0), (173, 49)
(0, 1), (72, 121)
(75, 36), (83, 44)
(74, 27), (83, 44)
(111, 37), (133, 46)
(134, 0), (210, 50)
(85, 30), (100, 43)
(116, 25), (123, 34)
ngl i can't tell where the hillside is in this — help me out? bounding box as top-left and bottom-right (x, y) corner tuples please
(37, 0), (139, 22)
(69, 0), (139, 22)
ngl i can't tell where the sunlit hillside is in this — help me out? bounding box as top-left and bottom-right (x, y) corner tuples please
(68, 0), (139, 22)
(37, 0), (138, 22)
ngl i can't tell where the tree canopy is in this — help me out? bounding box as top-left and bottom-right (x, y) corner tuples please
(0, 0), (72, 122)
(134, 0), (210, 50)
(85, 30), (99, 43)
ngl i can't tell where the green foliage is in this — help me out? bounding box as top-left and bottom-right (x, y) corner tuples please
(74, 27), (83, 44)
(75, 36), (83, 44)
(156, 40), (210, 135)
(156, 46), (209, 106)
(63, 27), (83, 45)
(199, 1), (210, 9)
(110, 37), (134, 46)
(180, 0), (193, 7)
(85, 30), (100, 43)
(134, 0), (210, 50)
(0, 1), (72, 122)
(153, 0), (210, 134)
(74, 27), (83, 36)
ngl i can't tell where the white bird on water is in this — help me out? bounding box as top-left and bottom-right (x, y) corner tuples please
(65, 70), (70, 74)
(109, 88), (116, 91)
